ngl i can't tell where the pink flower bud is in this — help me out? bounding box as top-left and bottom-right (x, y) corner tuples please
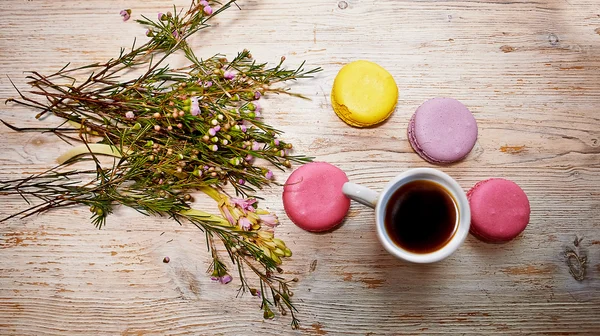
(238, 217), (252, 231)
(223, 71), (235, 80)
(259, 213), (279, 228)
(220, 274), (232, 284)
(120, 9), (131, 22)
(125, 111), (135, 119)
(203, 6), (213, 15)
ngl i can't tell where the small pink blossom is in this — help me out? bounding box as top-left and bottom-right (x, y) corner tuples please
(199, 0), (209, 6)
(208, 128), (216, 136)
(238, 217), (252, 231)
(120, 9), (131, 22)
(244, 154), (254, 162)
(259, 213), (279, 228)
(211, 274), (232, 284)
(223, 71), (235, 80)
(274, 139), (280, 146)
(172, 30), (180, 39)
(125, 111), (135, 119)
(203, 6), (213, 15)
(254, 91), (261, 99)
(158, 12), (165, 21)
(251, 142), (261, 151)
(231, 198), (257, 211)
(238, 179), (245, 185)
(265, 170), (273, 180)
(190, 96), (200, 116)
(253, 101), (261, 112)
(204, 81), (213, 88)
(214, 125), (221, 132)
(240, 125), (247, 133)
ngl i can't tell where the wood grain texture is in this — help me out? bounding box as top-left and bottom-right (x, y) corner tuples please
(1, 0), (600, 334)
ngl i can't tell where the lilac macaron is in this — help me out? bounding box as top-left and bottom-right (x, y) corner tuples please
(408, 98), (478, 164)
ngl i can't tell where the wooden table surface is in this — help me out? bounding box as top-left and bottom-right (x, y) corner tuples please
(1, 0), (599, 335)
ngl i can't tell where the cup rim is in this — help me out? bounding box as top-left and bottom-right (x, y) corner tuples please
(375, 168), (470, 263)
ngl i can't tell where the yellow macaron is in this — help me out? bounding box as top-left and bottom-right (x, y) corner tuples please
(331, 60), (398, 127)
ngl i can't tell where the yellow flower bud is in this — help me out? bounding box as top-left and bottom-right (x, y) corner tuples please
(272, 238), (287, 249)
(257, 231), (274, 240)
(246, 212), (259, 224)
(230, 207), (244, 220)
(271, 254), (282, 264)
(273, 248), (285, 257)
(255, 208), (269, 215)
(260, 245), (272, 258)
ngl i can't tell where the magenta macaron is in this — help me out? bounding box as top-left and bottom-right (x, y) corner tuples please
(408, 98), (478, 164)
(283, 162), (350, 232)
(467, 178), (530, 243)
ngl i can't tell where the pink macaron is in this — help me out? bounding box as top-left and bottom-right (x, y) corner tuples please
(467, 178), (530, 243)
(408, 98), (478, 164)
(283, 162), (350, 232)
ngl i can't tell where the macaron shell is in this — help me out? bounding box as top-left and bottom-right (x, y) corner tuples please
(468, 178), (530, 243)
(331, 60), (398, 127)
(283, 162), (350, 232)
(411, 98), (478, 163)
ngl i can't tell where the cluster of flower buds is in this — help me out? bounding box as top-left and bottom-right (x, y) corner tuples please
(254, 231), (292, 265)
(214, 193), (292, 264)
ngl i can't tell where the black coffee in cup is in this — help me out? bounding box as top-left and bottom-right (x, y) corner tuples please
(384, 180), (458, 254)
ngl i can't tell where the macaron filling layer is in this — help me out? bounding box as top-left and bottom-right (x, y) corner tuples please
(408, 114), (444, 164)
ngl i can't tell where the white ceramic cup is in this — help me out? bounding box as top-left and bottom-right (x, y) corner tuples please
(342, 168), (470, 263)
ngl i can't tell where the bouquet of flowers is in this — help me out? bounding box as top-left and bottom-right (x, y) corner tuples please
(1, 0), (320, 329)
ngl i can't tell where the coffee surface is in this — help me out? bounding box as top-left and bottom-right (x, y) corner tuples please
(384, 180), (458, 254)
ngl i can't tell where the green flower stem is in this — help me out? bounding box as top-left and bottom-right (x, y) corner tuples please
(179, 208), (231, 226)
